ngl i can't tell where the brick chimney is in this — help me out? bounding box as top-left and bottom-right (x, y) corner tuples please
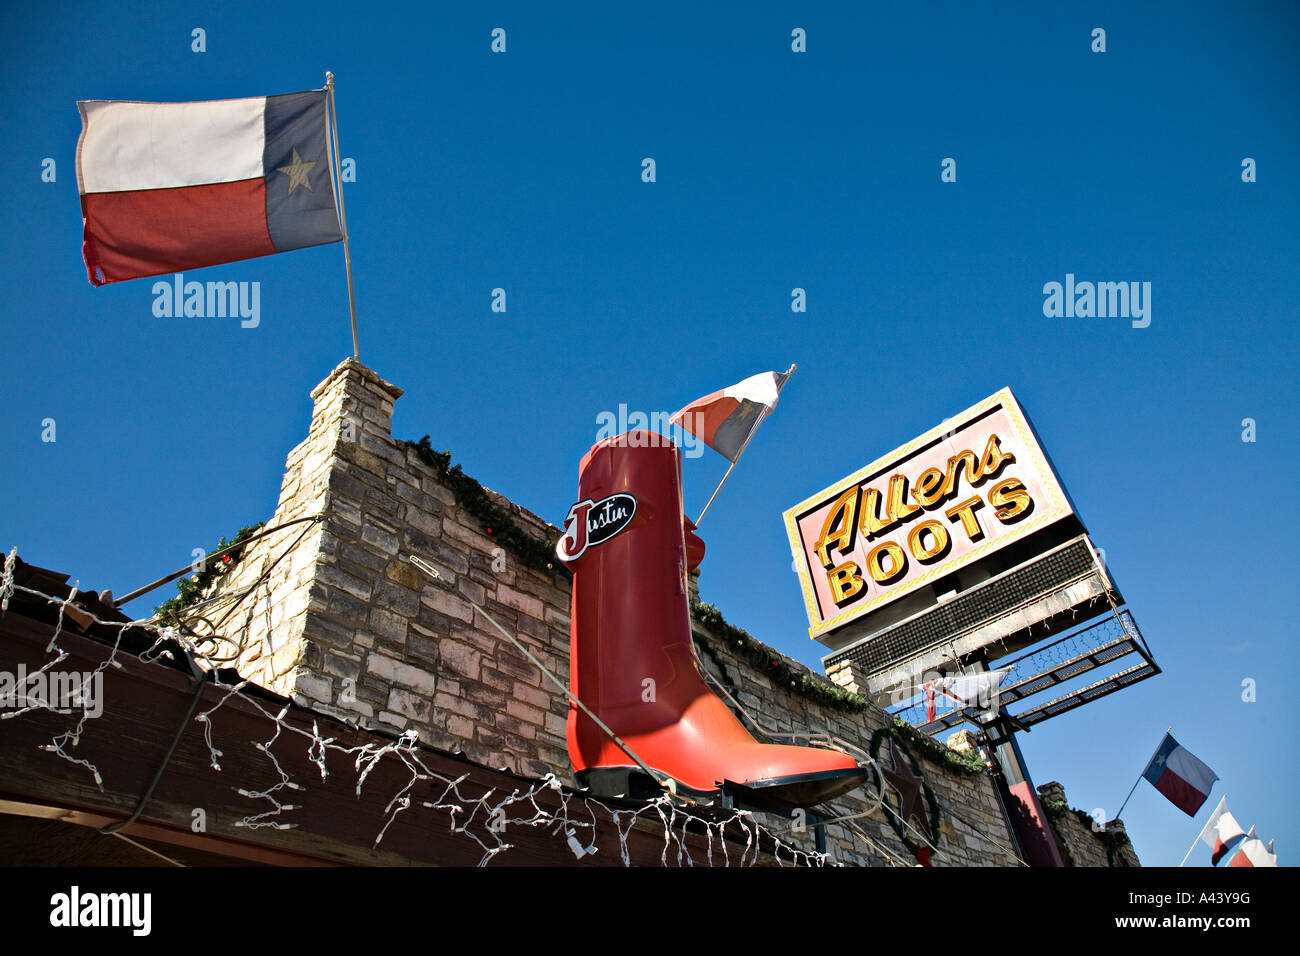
(206, 359), (573, 778)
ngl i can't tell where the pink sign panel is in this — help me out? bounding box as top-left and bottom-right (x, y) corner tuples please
(783, 388), (1073, 639)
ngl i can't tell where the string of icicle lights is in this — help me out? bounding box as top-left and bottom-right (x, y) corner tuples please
(0, 548), (835, 867)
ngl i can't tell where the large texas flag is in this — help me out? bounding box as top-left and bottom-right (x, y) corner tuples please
(77, 89), (343, 286)
(1141, 732), (1218, 817)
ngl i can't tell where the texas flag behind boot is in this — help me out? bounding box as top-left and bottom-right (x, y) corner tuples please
(557, 430), (867, 810)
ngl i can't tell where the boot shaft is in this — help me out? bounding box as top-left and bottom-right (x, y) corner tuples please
(565, 432), (693, 717)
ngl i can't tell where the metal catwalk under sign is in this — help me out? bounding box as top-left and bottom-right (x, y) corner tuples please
(892, 607), (1160, 736)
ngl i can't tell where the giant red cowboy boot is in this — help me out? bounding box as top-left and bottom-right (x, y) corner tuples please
(558, 431), (867, 810)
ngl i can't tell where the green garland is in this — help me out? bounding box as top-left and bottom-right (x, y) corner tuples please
(869, 727), (943, 862)
(1041, 799), (1133, 867)
(405, 436), (569, 581)
(1099, 824), (1133, 865)
(690, 601), (870, 713)
(884, 715), (988, 777)
(154, 524), (264, 623)
(1041, 799), (1078, 866)
(1041, 798), (1069, 823)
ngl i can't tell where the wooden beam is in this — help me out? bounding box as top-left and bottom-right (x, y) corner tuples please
(0, 799), (339, 866)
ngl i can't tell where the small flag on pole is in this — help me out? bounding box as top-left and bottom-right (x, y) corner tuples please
(924, 668), (1012, 723)
(1141, 731), (1218, 816)
(77, 88), (343, 286)
(1227, 830), (1278, 868)
(671, 369), (791, 462)
(1194, 797), (1248, 866)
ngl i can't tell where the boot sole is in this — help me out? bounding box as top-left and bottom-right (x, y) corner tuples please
(577, 766), (723, 805)
(723, 767), (870, 812)
(577, 765), (869, 812)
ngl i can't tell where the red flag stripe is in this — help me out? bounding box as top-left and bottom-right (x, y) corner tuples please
(672, 393), (740, 449)
(1152, 768), (1210, 816)
(81, 180), (274, 285)
(1212, 837), (1241, 866)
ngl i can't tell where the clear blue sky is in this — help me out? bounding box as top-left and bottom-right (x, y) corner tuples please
(2, 1), (1295, 867)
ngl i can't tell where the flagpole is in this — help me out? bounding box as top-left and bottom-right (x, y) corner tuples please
(325, 71), (360, 362)
(1179, 795), (1225, 867)
(693, 364), (795, 527)
(1117, 726), (1171, 820)
(1114, 778), (1143, 823)
(1177, 832), (1202, 868)
(693, 445), (745, 527)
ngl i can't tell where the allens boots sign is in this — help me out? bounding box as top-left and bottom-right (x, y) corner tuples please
(784, 388), (1074, 640)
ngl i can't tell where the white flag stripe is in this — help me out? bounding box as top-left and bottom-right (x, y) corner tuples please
(1236, 838), (1278, 867)
(1196, 796), (1230, 848)
(1216, 812), (1246, 842)
(1167, 744), (1217, 795)
(939, 669), (1011, 705)
(723, 371), (782, 409)
(78, 98), (267, 194)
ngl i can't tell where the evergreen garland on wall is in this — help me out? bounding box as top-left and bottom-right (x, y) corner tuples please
(154, 524), (264, 622)
(884, 715), (989, 777)
(1042, 798), (1132, 866)
(405, 436), (570, 581)
(690, 601), (870, 713)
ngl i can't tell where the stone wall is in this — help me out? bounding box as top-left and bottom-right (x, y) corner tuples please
(206, 358), (1025, 865)
(1038, 781), (1140, 867)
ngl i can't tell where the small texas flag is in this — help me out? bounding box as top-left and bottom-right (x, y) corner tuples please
(671, 368), (791, 462)
(1141, 731), (1218, 817)
(1227, 829), (1278, 868)
(1195, 797), (1247, 866)
(77, 88), (342, 286)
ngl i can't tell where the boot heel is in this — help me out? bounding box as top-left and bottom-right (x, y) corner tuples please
(579, 767), (665, 801)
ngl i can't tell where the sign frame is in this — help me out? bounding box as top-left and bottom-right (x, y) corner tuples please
(783, 387), (1074, 640)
